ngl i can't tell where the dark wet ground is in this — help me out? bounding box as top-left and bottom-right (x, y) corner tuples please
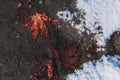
(0, 0), (120, 80)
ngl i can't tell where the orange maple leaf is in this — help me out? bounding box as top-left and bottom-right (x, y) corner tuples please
(22, 12), (59, 41)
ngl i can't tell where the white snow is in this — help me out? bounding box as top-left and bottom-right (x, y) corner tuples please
(57, 10), (74, 21)
(18, 3), (22, 7)
(76, 0), (120, 46)
(57, 0), (120, 47)
(67, 55), (120, 80)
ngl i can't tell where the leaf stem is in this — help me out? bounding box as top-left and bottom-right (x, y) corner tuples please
(30, 0), (38, 13)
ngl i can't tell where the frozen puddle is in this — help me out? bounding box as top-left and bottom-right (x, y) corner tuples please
(57, 0), (120, 47)
(67, 55), (120, 80)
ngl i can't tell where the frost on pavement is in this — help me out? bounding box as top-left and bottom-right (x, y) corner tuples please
(67, 55), (120, 80)
(57, 0), (120, 47)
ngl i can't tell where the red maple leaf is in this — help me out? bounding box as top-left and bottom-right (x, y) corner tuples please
(31, 57), (59, 80)
(22, 12), (59, 41)
(53, 42), (80, 70)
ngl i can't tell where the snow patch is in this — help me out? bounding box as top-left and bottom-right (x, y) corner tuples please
(67, 55), (120, 80)
(57, 0), (120, 47)
(76, 0), (120, 46)
(57, 10), (73, 21)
